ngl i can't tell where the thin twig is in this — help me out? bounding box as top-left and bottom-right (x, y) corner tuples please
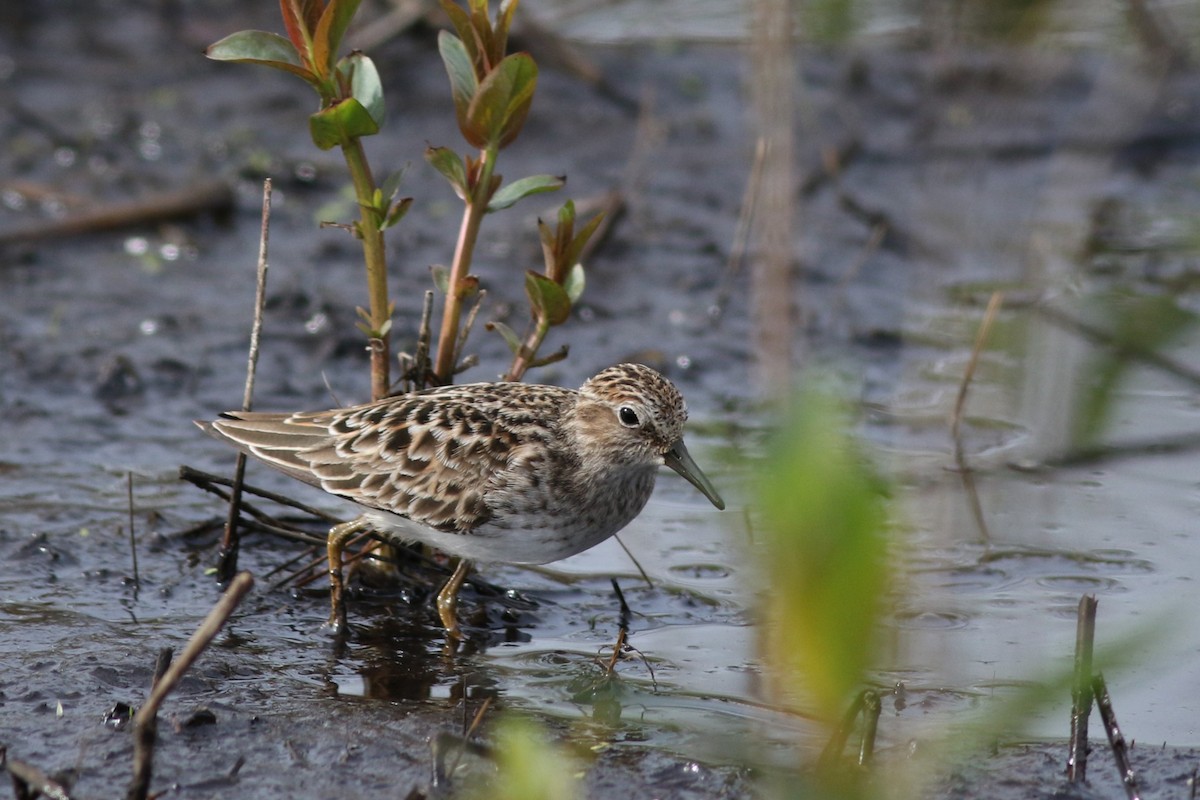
(464, 697), (492, 740)
(218, 178), (272, 582)
(1068, 595), (1098, 782)
(180, 465), (341, 523)
(127, 573), (254, 800)
(726, 136), (767, 278)
(2, 745), (76, 800)
(444, 696), (493, 780)
(151, 647), (173, 689)
(857, 690), (881, 766)
(408, 289), (435, 392)
(237, 518), (328, 548)
(1035, 302), (1200, 391)
(1093, 673), (1142, 800)
(712, 134), (766, 320)
(1029, 431), (1200, 470)
(455, 288), (487, 372)
(268, 529), (376, 592)
(952, 291), (1004, 451)
(0, 180), (233, 245)
(818, 690), (869, 770)
(952, 291), (1003, 542)
(260, 545), (321, 582)
(127, 472), (140, 597)
(191, 478), (329, 547)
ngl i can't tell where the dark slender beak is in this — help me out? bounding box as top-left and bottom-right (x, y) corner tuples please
(664, 439), (725, 510)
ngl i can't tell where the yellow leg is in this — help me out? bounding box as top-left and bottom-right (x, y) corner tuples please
(436, 559), (472, 639)
(326, 518), (367, 632)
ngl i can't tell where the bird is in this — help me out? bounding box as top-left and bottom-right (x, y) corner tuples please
(197, 362), (725, 638)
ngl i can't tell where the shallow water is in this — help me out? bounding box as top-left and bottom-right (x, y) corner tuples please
(4, 2), (1200, 798)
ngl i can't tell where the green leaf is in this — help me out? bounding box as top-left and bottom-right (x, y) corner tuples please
(313, 0), (363, 75)
(438, 30), (483, 146)
(206, 30), (319, 85)
(344, 52), (385, 127)
(425, 146), (468, 198)
(467, 52), (537, 149)
(487, 174), (564, 212)
(439, 0), (477, 66)
(487, 320), (523, 354)
(308, 97), (379, 150)
(430, 265), (450, 294)
(381, 167), (407, 201)
(565, 211), (605, 268)
(563, 263), (585, 304)
(556, 198), (575, 228)
(525, 271), (571, 326)
(756, 390), (889, 723)
(383, 196), (412, 230)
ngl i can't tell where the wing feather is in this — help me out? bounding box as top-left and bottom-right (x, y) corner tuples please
(198, 384), (566, 533)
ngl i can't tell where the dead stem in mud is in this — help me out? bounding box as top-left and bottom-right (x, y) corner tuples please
(1062, 595), (1148, 800)
(2, 576), (254, 800)
(2, 746), (77, 800)
(951, 291), (1004, 542)
(817, 689), (883, 772)
(1068, 595), (1098, 783)
(0, 180), (234, 245)
(217, 179), (273, 583)
(180, 466), (341, 523)
(126, 471), (140, 597)
(128, 572), (254, 800)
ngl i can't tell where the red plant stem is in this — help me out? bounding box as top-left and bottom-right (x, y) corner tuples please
(434, 146), (496, 383)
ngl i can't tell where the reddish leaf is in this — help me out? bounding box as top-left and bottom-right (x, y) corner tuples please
(280, 0), (323, 68)
(313, 0), (363, 76)
(467, 52), (536, 149)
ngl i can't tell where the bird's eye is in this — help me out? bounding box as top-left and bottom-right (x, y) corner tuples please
(618, 406), (641, 427)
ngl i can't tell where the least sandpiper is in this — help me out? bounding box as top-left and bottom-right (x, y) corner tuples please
(198, 363), (725, 636)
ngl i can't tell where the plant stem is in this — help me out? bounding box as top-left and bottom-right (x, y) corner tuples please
(433, 145), (497, 383)
(503, 316), (549, 382)
(340, 137), (391, 401)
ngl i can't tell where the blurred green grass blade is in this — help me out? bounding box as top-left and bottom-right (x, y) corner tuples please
(755, 389), (890, 724)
